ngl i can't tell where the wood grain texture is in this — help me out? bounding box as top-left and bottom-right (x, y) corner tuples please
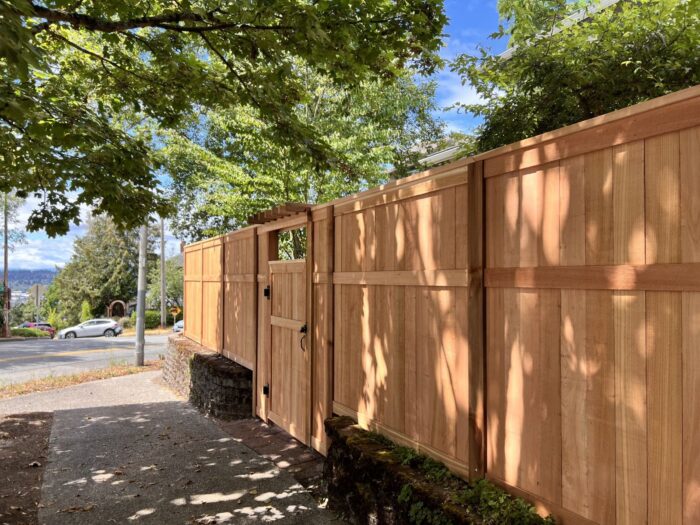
(482, 91), (700, 177)
(222, 231), (257, 369)
(311, 213), (334, 455)
(255, 231), (277, 420)
(518, 289), (562, 504)
(269, 260), (309, 444)
(332, 269), (474, 287)
(584, 149), (614, 265)
(680, 126), (700, 263)
(613, 141), (645, 265)
(178, 88), (700, 525)
(646, 291), (682, 524)
(559, 155), (585, 266)
(683, 292), (700, 524)
(614, 291), (647, 525)
(519, 166), (542, 267)
(486, 176), (505, 268)
(561, 291), (615, 522)
(331, 179), (481, 476)
(486, 288), (505, 480)
(503, 172), (521, 268)
(485, 263), (700, 291)
(645, 132), (680, 264)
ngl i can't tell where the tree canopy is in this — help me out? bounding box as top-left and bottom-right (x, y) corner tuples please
(147, 257), (183, 311)
(452, 0), (700, 152)
(41, 215), (154, 324)
(164, 71), (448, 241)
(0, 0), (446, 235)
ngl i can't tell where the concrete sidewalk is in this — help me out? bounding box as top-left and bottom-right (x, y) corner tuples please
(0, 372), (336, 524)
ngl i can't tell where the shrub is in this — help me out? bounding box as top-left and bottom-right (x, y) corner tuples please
(79, 300), (92, 323)
(11, 327), (50, 338)
(130, 310), (173, 329)
(118, 316), (133, 329)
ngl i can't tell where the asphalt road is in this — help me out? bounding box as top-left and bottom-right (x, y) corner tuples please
(0, 334), (169, 385)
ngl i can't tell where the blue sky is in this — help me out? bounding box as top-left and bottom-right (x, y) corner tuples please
(11, 1), (506, 271)
(434, 0), (506, 133)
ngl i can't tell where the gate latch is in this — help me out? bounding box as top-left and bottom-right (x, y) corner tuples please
(263, 285), (271, 300)
(299, 324), (307, 334)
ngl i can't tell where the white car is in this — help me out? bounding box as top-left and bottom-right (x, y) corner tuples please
(58, 319), (123, 339)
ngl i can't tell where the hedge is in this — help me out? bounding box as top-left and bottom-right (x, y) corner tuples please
(11, 327), (50, 338)
(130, 310), (174, 329)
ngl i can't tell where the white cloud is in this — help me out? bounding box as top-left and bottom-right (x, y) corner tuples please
(436, 68), (484, 109)
(8, 197), (182, 271)
(8, 235), (75, 270)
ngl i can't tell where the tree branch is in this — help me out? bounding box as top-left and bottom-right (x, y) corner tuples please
(29, 2), (294, 33)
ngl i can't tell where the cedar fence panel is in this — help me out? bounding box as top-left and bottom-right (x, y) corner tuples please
(311, 207), (335, 454)
(482, 85), (700, 524)
(183, 241), (203, 343)
(331, 160), (483, 478)
(180, 85), (700, 525)
(222, 227), (258, 370)
(201, 237), (224, 352)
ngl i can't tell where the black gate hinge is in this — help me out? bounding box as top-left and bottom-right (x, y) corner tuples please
(263, 285), (271, 300)
(263, 384), (270, 397)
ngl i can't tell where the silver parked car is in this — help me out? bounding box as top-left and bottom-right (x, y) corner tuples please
(173, 320), (184, 333)
(58, 319), (123, 339)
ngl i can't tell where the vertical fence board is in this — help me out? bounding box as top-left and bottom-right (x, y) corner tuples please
(646, 291), (683, 524)
(584, 149), (614, 265)
(614, 291), (647, 525)
(311, 209), (334, 454)
(613, 141), (645, 265)
(646, 132), (680, 264)
(683, 292), (700, 524)
(560, 155), (585, 266)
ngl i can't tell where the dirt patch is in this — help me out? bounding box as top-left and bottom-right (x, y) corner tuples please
(0, 412), (52, 524)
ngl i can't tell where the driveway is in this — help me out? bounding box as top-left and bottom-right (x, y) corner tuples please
(0, 372), (335, 524)
(0, 335), (168, 385)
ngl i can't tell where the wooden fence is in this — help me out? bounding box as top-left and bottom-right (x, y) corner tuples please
(182, 85), (700, 524)
(481, 86), (700, 525)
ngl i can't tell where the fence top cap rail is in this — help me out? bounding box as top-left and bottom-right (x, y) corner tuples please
(183, 224), (258, 250)
(310, 156), (474, 213)
(248, 203), (310, 225)
(469, 83), (700, 164)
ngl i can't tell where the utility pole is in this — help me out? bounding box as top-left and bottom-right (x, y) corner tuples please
(135, 224), (147, 366)
(160, 217), (166, 328)
(3, 194), (9, 338)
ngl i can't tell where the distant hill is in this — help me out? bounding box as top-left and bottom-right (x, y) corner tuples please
(4, 269), (57, 292)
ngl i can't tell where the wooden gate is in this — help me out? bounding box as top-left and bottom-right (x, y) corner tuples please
(267, 260), (310, 442)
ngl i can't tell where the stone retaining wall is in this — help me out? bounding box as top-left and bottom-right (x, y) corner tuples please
(164, 335), (253, 420)
(324, 417), (552, 525)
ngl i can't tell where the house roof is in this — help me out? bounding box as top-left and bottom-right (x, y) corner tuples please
(498, 0), (621, 60)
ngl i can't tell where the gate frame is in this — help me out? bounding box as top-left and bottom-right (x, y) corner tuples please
(254, 211), (315, 446)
